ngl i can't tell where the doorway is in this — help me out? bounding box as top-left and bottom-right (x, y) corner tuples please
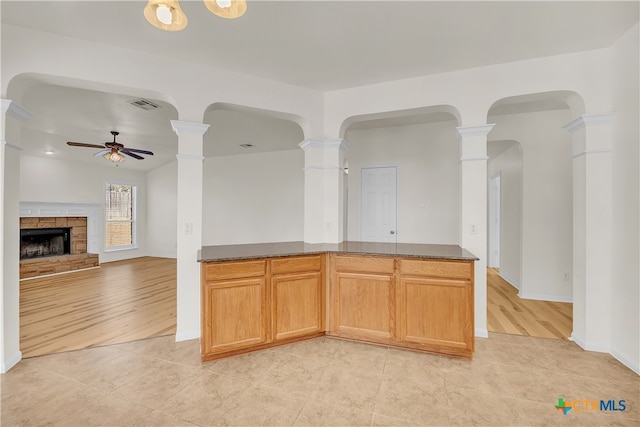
(361, 166), (397, 242)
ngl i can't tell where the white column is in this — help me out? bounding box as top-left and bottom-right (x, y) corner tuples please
(171, 120), (209, 342)
(299, 139), (347, 243)
(456, 124), (495, 338)
(1, 99), (31, 372)
(563, 113), (614, 352)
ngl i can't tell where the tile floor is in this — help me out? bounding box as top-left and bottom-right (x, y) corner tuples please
(1, 333), (638, 426)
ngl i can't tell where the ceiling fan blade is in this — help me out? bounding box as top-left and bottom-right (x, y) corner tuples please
(93, 149), (110, 157)
(121, 150), (144, 160)
(67, 141), (106, 149)
(121, 148), (154, 156)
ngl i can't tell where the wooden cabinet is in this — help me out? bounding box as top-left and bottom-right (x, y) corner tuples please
(330, 255), (396, 341)
(398, 259), (474, 357)
(201, 255), (324, 361)
(271, 256), (325, 341)
(329, 254), (474, 358)
(201, 260), (268, 357)
(201, 251), (475, 361)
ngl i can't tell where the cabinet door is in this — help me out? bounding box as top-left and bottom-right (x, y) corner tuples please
(399, 277), (473, 352)
(332, 272), (394, 339)
(271, 272), (323, 341)
(202, 277), (267, 355)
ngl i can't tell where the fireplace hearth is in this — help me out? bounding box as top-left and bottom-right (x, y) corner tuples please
(20, 228), (71, 259)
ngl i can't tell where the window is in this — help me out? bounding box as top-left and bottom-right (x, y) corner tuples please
(105, 182), (136, 250)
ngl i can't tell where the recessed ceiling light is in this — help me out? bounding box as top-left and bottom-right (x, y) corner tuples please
(239, 144), (254, 148)
(45, 150), (54, 155)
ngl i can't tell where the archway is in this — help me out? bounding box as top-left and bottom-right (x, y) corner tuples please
(340, 106), (461, 243)
(202, 103), (306, 244)
(4, 73), (180, 360)
(486, 90), (584, 340)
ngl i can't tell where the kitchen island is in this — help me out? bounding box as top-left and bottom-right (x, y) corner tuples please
(198, 241), (478, 362)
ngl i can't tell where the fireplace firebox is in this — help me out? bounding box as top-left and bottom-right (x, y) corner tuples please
(20, 228), (71, 260)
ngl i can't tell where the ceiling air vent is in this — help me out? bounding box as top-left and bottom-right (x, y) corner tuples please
(128, 98), (161, 111)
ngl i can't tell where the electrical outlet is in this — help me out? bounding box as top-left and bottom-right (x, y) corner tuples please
(470, 224), (478, 235)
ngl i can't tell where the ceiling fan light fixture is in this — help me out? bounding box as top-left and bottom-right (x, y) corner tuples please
(204, 0), (247, 19)
(144, 0), (187, 31)
(104, 150), (125, 162)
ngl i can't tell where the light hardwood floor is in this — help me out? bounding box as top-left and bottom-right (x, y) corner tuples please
(20, 256), (176, 358)
(487, 267), (572, 339)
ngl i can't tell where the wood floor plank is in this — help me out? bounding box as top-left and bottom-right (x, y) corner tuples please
(20, 256), (176, 358)
(486, 268), (572, 340)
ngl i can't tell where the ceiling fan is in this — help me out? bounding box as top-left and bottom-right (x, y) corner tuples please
(67, 131), (154, 162)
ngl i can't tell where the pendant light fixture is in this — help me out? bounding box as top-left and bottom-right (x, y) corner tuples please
(203, 0), (247, 19)
(144, 0), (246, 31)
(144, 0), (188, 31)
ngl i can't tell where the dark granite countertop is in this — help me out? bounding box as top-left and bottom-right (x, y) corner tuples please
(198, 241), (478, 262)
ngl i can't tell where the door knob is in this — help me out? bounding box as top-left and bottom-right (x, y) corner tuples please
(390, 230), (395, 235)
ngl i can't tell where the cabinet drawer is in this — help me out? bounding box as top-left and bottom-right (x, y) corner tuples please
(204, 260), (266, 281)
(271, 255), (322, 275)
(335, 255), (395, 274)
(400, 259), (472, 280)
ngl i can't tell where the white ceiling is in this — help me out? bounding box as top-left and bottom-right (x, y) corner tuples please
(3, 0), (638, 91)
(2, 1), (638, 171)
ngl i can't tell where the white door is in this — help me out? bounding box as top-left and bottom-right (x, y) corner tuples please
(361, 167), (397, 242)
(488, 173), (501, 268)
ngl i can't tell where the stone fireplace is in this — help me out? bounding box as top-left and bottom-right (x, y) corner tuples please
(19, 217), (100, 279)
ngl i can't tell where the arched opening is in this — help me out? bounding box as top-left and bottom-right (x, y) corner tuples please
(486, 90), (584, 340)
(5, 73), (180, 358)
(340, 106), (461, 243)
(202, 103), (306, 244)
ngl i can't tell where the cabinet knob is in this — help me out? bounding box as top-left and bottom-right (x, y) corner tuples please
(390, 231), (395, 235)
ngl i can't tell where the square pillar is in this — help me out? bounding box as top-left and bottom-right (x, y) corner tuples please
(456, 124), (495, 338)
(171, 120), (209, 342)
(1, 99), (31, 372)
(299, 139), (347, 243)
(563, 113), (614, 352)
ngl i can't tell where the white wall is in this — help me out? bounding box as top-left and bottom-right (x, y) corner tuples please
(202, 150), (304, 245)
(610, 23), (640, 373)
(19, 155), (148, 263)
(345, 120), (460, 243)
(488, 110), (573, 302)
(488, 143), (523, 289)
(146, 160), (177, 258)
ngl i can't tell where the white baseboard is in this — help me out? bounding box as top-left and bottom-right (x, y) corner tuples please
(610, 349), (640, 375)
(569, 333), (609, 353)
(475, 328), (489, 338)
(175, 330), (200, 342)
(518, 292), (573, 303)
(571, 335), (638, 374)
(499, 272), (520, 291)
(146, 253), (177, 259)
(1, 351), (22, 373)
